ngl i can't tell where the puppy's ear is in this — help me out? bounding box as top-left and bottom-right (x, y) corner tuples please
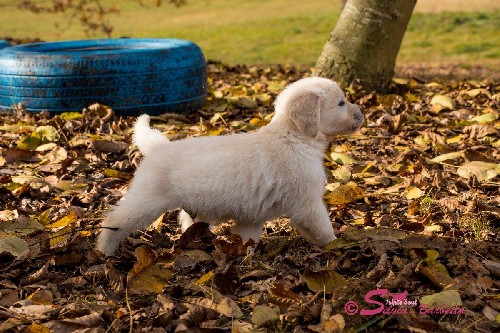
(287, 89), (321, 138)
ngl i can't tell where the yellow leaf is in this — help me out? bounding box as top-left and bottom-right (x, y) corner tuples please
(149, 213), (164, 231)
(249, 117), (268, 127)
(404, 92), (420, 102)
(430, 151), (463, 163)
(17, 132), (43, 150)
(406, 187), (424, 199)
(330, 152), (357, 165)
(127, 246), (156, 282)
(302, 269), (347, 293)
(420, 290), (462, 308)
(471, 113), (498, 124)
(49, 224), (73, 248)
(195, 271), (215, 286)
(377, 94), (396, 107)
(425, 249), (440, 262)
(465, 88), (490, 98)
(38, 207), (52, 225)
(414, 135), (430, 146)
(47, 210), (78, 228)
(457, 161), (500, 182)
(326, 184), (364, 205)
(26, 323), (51, 333)
(127, 246), (174, 294)
(213, 90), (224, 99)
(332, 165), (351, 182)
(430, 95), (455, 110)
(103, 168), (132, 180)
(425, 225), (443, 233)
(127, 259), (173, 294)
(446, 135), (462, 144)
(208, 128), (223, 136)
(59, 112), (83, 120)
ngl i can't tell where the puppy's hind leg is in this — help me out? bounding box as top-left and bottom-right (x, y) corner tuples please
(290, 203), (336, 246)
(231, 222), (264, 244)
(96, 186), (171, 256)
(231, 222), (263, 256)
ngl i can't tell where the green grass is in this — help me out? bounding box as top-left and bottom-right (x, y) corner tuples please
(400, 11), (500, 64)
(1, 0), (498, 66)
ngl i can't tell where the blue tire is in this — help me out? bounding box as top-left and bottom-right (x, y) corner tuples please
(0, 39), (207, 115)
(0, 40), (11, 50)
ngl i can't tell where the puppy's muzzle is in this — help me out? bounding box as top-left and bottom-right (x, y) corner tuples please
(354, 106), (364, 123)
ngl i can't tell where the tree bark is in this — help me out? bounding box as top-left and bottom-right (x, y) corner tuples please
(315, 0), (417, 91)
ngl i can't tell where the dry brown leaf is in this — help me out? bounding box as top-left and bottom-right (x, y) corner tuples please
(251, 305), (280, 327)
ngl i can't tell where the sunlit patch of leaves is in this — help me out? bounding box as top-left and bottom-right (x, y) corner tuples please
(0, 63), (499, 332)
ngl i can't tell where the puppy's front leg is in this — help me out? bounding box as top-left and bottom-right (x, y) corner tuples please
(290, 204), (336, 246)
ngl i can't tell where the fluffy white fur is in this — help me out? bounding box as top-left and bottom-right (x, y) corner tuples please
(96, 77), (364, 255)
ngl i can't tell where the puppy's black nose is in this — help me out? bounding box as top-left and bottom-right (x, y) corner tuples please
(359, 106), (364, 114)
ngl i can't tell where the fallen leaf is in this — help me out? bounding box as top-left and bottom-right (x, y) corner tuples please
(326, 184), (364, 205)
(215, 296), (243, 318)
(2, 216), (44, 236)
(457, 161), (500, 181)
(103, 168), (132, 180)
(194, 271), (215, 286)
(26, 323), (51, 333)
(331, 165), (351, 182)
(309, 313), (345, 333)
(425, 225), (443, 233)
(362, 176), (391, 186)
(417, 249), (455, 289)
(92, 140), (127, 153)
(27, 290), (53, 305)
(47, 210), (78, 229)
(236, 97), (258, 109)
(330, 152), (357, 165)
(420, 290), (462, 308)
(0, 236), (29, 259)
(17, 126), (60, 151)
(406, 187), (424, 199)
(430, 95), (455, 110)
(302, 269), (347, 293)
(59, 112), (83, 120)
(127, 246), (173, 294)
(251, 305), (280, 327)
(430, 151), (464, 163)
(471, 113), (498, 124)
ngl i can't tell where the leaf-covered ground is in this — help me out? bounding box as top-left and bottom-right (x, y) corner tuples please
(0, 63), (499, 333)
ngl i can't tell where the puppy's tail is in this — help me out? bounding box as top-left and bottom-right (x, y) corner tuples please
(133, 114), (169, 155)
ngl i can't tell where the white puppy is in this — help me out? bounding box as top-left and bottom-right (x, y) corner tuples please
(96, 77), (364, 255)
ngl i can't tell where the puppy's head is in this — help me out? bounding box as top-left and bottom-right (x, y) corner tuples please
(272, 77), (363, 140)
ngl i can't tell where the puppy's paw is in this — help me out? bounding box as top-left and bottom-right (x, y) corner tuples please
(95, 229), (120, 256)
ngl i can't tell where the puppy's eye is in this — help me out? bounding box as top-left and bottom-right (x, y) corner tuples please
(338, 100), (345, 106)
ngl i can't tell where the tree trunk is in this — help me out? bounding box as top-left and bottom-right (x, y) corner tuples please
(315, 0), (416, 91)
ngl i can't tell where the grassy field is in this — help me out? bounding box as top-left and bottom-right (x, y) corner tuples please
(1, 0), (498, 67)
